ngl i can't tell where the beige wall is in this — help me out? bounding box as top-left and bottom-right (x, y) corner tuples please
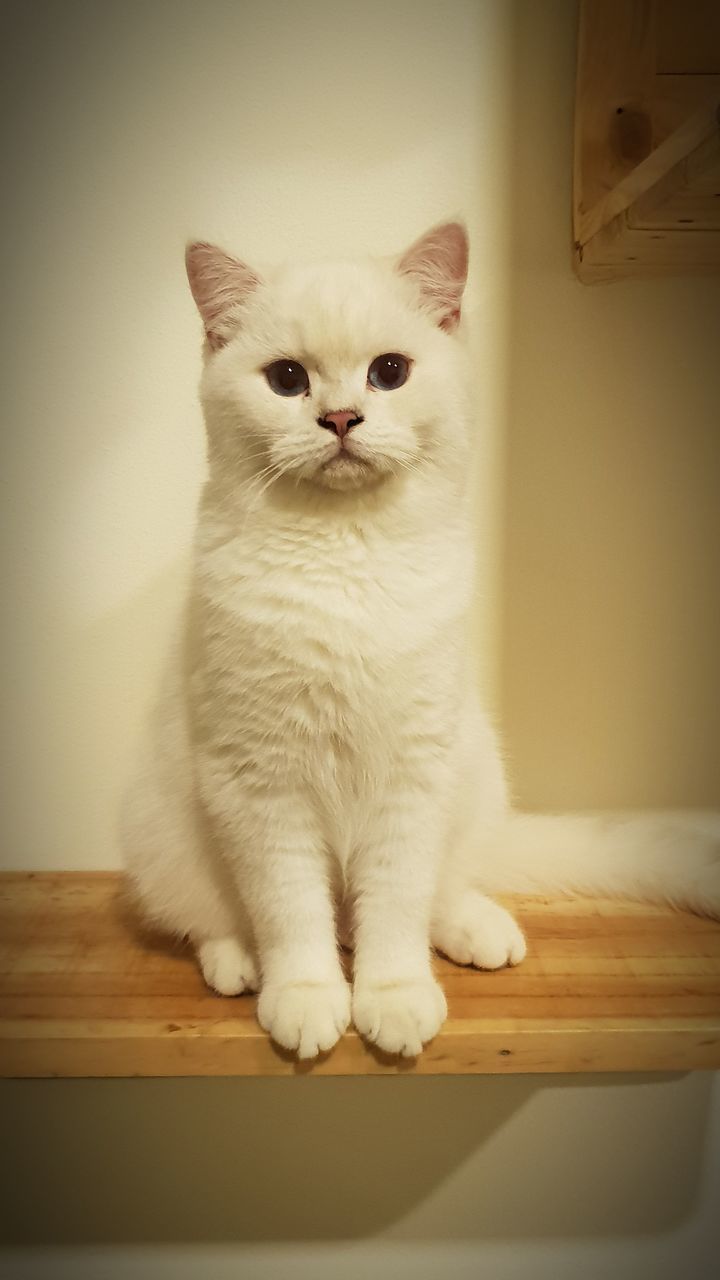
(499, 5), (720, 812)
(1, 2), (718, 1277)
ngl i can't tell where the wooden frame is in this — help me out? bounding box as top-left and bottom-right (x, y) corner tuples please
(574, 0), (720, 281)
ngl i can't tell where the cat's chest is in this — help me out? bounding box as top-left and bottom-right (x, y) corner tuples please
(200, 518), (468, 663)
(194, 515), (471, 770)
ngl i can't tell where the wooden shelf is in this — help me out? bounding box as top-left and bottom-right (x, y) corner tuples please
(574, 0), (720, 281)
(1, 873), (719, 1077)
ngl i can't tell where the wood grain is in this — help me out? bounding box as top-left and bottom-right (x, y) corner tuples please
(1, 873), (719, 1076)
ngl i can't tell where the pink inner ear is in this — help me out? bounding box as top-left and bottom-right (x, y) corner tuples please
(185, 242), (261, 351)
(397, 222), (469, 333)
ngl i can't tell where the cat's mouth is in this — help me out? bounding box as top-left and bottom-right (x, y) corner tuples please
(319, 450), (371, 487)
(314, 442), (384, 491)
(287, 438), (400, 493)
(322, 450), (368, 471)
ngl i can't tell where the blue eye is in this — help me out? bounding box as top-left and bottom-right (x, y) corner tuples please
(368, 353), (410, 391)
(265, 359), (310, 397)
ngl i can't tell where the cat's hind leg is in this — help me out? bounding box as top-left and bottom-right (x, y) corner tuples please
(431, 878), (526, 970)
(196, 934), (259, 996)
(122, 681), (261, 995)
(433, 704), (525, 970)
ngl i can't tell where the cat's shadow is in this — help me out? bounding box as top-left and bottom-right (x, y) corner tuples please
(2, 1071), (712, 1246)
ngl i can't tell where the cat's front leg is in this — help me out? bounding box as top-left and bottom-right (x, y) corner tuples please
(202, 768), (350, 1058)
(350, 790), (447, 1057)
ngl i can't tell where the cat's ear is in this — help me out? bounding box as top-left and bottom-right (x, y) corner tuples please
(396, 222), (469, 333)
(185, 241), (261, 351)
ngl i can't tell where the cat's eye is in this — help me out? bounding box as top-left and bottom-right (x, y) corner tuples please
(265, 359), (310, 397)
(367, 353), (410, 391)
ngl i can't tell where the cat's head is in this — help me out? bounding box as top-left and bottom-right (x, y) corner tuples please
(186, 223), (469, 495)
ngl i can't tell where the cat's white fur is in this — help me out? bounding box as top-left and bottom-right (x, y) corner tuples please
(124, 223), (720, 1059)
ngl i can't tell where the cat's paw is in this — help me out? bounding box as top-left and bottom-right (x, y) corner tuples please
(432, 892), (526, 970)
(197, 936), (259, 995)
(352, 978), (447, 1058)
(257, 980), (351, 1058)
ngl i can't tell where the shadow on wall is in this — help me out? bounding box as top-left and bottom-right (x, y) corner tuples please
(0, 1073), (711, 1246)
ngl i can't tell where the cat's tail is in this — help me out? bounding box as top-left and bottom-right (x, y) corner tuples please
(472, 810), (720, 919)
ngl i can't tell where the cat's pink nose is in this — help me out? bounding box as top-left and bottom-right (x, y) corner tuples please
(318, 410), (364, 439)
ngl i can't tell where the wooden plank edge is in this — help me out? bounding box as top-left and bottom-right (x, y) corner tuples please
(3, 1022), (718, 1078)
(573, 251), (720, 283)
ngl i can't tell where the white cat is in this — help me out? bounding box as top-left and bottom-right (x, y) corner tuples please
(123, 223), (720, 1059)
